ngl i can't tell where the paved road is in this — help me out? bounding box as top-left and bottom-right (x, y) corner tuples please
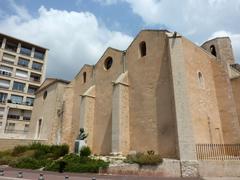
(0, 167), (203, 180)
(2, 167), (240, 180)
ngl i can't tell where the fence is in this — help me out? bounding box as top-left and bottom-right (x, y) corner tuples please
(196, 144), (240, 160)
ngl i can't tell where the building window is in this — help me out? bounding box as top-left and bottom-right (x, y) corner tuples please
(15, 69), (28, 79)
(0, 79), (10, 89)
(0, 107), (4, 120)
(26, 97), (34, 106)
(198, 72), (205, 89)
(5, 41), (18, 52)
(24, 124), (29, 132)
(20, 45), (32, 56)
(104, 57), (113, 70)
(139, 41), (147, 57)
(18, 57), (29, 67)
(28, 85), (37, 95)
(83, 72), (86, 83)
(32, 62), (42, 71)
(10, 95), (23, 104)
(30, 73), (41, 83)
(43, 91), (47, 100)
(0, 122), (2, 127)
(6, 123), (15, 132)
(0, 93), (7, 103)
(0, 65), (13, 77)
(13, 81), (25, 92)
(34, 50), (45, 60)
(210, 45), (216, 57)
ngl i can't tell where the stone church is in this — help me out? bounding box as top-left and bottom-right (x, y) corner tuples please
(28, 30), (240, 161)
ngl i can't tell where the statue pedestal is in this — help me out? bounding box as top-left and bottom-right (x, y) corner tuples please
(74, 140), (86, 153)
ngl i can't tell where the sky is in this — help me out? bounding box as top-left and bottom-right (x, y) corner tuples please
(0, 0), (240, 80)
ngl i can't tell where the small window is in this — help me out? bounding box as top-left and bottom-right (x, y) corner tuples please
(83, 72), (86, 83)
(210, 45), (216, 57)
(139, 41), (146, 57)
(198, 72), (205, 89)
(104, 57), (113, 70)
(43, 91), (47, 100)
(37, 119), (42, 138)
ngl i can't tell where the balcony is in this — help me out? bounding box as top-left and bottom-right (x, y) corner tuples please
(0, 70), (12, 77)
(7, 114), (20, 120)
(20, 46), (32, 56)
(0, 100), (6, 104)
(18, 58), (30, 68)
(4, 129), (29, 134)
(2, 53), (16, 64)
(34, 50), (45, 60)
(5, 41), (18, 53)
(7, 99), (33, 106)
(30, 73), (41, 83)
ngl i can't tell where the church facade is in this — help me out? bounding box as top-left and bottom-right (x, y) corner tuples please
(29, 30), (240, 161)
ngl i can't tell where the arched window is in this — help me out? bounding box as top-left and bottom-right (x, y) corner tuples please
(37, 119), (42, 139)
(83, 72), (86, 83)
(210, 45), (216, 57)
(104, 57), (113, 70)
(139, 41), (146, 57)
(198, 71), (205, 89)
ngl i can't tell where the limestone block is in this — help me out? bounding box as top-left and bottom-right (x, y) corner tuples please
(181, 160), (199, 177)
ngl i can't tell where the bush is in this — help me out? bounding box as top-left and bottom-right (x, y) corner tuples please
(30, 143), (69, 160)
(64, 159), (108, 173)
(10, 157), (50, 169)
(12, 145), (29, 156)
(45, 153), (109, 173)
(125, 151), (163, 166)
(0, 156), (14, 165)
(0, 150), (12, 158)
(50, 144), (69, 159)
(80, 146), (91, 157)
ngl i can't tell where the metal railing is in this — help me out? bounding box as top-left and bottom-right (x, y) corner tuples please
(4, 129), (29, 134)
(196, 144), (240, 160)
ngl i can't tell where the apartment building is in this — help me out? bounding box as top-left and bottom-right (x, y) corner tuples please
(0, 33), (48, 138)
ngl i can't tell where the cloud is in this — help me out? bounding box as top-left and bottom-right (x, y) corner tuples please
(123, 0), (240, 35)
(0, 3), (133, 80)
(93, 0), (122, 5)
(95, 0), (240, 62)
(210, 31), (240, 62)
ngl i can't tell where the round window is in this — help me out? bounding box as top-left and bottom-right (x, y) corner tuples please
(43, 91), (47, 100)
(104, 57), (113, 70)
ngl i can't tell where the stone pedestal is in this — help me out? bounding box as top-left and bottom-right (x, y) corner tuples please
(74, 140), (86, 153)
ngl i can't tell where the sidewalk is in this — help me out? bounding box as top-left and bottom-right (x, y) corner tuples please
(0, 167), (202, 180)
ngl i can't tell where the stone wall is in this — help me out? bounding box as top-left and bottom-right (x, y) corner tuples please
(182, 38), (224, 144)
(107, 159), (181, 177)
(231, 77), (240, 126)
(199, 160), (240, 177)
(0, 138), (47, 151)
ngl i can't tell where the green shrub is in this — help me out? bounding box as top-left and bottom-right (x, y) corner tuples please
(63, 153), (81, 162)
(12, 145), (29, 156)
(0, 150), (12, 158)
(125, 151), (163, 166)
(10, 157), (48, 169)
(64, 159), (109, 173)
(50, 144), (69, 159)
(80, 146), (91, 157)
(0, 156), (14, 165)
(31, 143), (69, 160)
(45, 154), (109, 173)
(44, 160), (61, 171)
